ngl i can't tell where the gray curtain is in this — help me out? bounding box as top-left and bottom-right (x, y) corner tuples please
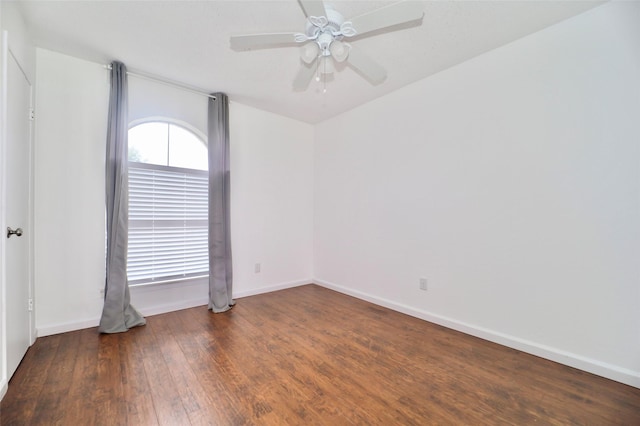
(99, 61), (146, 333)
(208, 93), (234, 312)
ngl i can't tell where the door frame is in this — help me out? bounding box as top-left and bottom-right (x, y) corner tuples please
(0, 28), (36, 400)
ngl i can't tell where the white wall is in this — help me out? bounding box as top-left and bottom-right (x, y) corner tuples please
(0, 2), (35, 84)
(34, 49), (314, 335)
(230, 103), (314, 297)
(314, 1), (640, 387)
(34, 50), (110, 334)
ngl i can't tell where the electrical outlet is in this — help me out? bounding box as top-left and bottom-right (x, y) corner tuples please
(419, 278), (428, 291)
(255, 263), (261, 273)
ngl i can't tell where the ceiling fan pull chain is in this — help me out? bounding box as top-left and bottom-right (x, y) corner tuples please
(322, 61), (328, 94)
(315, 56), (321, 83)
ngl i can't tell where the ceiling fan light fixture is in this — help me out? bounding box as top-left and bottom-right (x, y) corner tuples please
(300, 42), (319, 64)
(329, 40), (350, 62)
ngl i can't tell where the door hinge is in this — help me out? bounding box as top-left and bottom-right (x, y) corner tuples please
(28, 298), (34, 311)
(29, 108), (35, 121)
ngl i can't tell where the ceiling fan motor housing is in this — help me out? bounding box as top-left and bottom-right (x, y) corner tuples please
(304, 5), (346, 56)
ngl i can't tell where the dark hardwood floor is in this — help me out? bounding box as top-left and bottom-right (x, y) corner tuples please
(2, 284), (639, 425)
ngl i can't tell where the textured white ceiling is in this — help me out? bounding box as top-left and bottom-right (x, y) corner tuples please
(18, 0), (604, 123)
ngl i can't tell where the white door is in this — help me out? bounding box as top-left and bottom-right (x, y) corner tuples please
(3, 34), (33, 380)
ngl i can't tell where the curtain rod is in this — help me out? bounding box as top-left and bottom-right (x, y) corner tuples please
(104, 64), (216, 100)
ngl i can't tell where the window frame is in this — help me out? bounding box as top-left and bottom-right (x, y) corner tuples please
(126, 117), (209, 287)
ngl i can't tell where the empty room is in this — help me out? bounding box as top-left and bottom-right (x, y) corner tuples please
(1, 0), (639, 424)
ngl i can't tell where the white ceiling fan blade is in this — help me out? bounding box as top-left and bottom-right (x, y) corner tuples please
(293, 59), (318, 91)
(230, 33), (300, 51)
(346, 48), (387, 85)
(298, 0), (327, 18)
(349, 1), (424, 37)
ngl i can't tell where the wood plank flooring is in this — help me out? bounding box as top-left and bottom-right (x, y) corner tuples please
(2, 284), (639, 425)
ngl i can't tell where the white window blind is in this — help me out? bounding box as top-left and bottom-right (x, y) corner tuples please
(127, 162), (209, 284)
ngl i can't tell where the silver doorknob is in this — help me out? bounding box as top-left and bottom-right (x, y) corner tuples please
(7, 227), (23, 238)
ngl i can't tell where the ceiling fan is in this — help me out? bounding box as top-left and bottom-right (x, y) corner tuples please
(230, 1), (424, 91)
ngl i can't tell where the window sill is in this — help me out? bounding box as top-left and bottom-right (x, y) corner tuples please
(129, 275), (209, 290)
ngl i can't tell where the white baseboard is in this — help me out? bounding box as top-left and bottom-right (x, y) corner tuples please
(36, 279), (311, 337)
(313, 278), (640, 389)
(1, 379), (7, 401)
(233, 279), (310, 299)
(37, 317), (100, 337)
(36, 297), (210, 337)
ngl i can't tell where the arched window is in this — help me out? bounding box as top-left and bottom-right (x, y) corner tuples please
(127, 121), (209, 285)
